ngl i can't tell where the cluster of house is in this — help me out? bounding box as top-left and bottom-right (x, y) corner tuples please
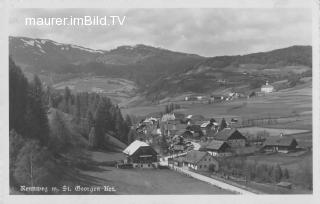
(184, 93), (246, 103)
(183, 81), (275, 103)
(123, 113), (299, 170)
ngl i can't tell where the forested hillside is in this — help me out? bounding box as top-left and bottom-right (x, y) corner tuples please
(9, 57), (132, 193)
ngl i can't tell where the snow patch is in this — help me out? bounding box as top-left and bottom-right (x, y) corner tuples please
(36, 43), (46, 53)
(21, 39), (35, 47)
(71, 45), (104, 53)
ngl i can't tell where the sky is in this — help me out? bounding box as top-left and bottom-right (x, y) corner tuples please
(9, 8), (312, 57)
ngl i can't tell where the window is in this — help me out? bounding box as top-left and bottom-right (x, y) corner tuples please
(204, 165), (207, 168)
(199, 165), (202, 168)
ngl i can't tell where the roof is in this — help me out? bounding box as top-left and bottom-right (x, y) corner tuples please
(214, 128), (246, 141)
(184, 150), (208, 164)
(261, 84), (274, 89)
(123, 140), (149, 156)
(205, 140), (229, 151)
(264, 137), (298, 147)
(200, 121), (210, 128)
(161, 113), (176, 122)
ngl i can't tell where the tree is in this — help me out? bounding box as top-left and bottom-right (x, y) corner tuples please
(160, 135), (169, 155)
(283, 168), (290, 179)
(94, 98), (111, 149)
(88, 127), (96, 148)
(219, 118), (227, 131)
(74, 94), (81, 124)
(127, 129), (136, 145)
(9, 130), (25, 186)
(13, 140), (58, 187)
(9, 57), (29, 135)
(165, 105), (170, 114)
(24, 75), (49, 145)
(273, 164), (283, 182)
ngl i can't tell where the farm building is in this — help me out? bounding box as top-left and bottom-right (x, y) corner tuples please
(261, 81), (274, 93)
(123, 140), (159, 168)
(200, 120), (219, 135)
(210, 128), (247, 147)
(262, 136), (298, 153)
(200, 140), (231, 156)
(183, 150), (219, 171)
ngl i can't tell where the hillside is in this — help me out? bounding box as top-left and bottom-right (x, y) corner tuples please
(145, 46), (312, 99)
(48, 108), (127, 151)
(9, 36), (312, 101)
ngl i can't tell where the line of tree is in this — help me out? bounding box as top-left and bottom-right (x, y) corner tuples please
(9, 56), (133, 193)
(218, 157), (290, 183)
(46, 86), (133, 147)
(164, 103), (181, 114)
(9, 57), (61, 192)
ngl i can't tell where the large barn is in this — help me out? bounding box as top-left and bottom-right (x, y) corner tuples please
(263, 137), (298, 153)
(212, 128), (247, 147)
(200, 140), (231, 156)
(123, 140), (159, 168)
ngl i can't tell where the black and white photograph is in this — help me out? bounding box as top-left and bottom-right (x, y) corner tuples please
(1, 0), (319, 201)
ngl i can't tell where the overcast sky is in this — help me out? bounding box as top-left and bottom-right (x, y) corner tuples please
(9, 8), (311, 57)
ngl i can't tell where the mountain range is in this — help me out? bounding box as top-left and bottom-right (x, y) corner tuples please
(9, 36), (312, 101)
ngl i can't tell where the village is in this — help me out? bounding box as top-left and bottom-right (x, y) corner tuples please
(116, 81), (311, 194)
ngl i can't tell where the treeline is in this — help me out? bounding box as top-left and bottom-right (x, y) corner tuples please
(47, 86), (132, 147)
(164, 103), (181, 114)
(9, 57), (132, 193)
(9, 57), (61, 192)
(219, 158), (290, 183)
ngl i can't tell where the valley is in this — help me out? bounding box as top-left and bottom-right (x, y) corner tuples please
(9, 36), (313, 195)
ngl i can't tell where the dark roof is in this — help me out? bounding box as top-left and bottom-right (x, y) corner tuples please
(264, 137), (298, 147)
(205, 140), (229, 151)
(214, 128), (246, 141)
(184, 150), (208, 164)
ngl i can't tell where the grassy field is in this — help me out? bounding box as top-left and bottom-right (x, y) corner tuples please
(246, 150), (312, 191)
(53, 76), (138, 104)
(123, 81), (311, 120)
(61, 151), (233, 194)
(238, 127), (310, 136)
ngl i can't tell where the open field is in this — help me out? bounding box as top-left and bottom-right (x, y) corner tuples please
(122, 81), (312, 131)
(238, 127), (310, 136)
(61, 151), (233, 194)
(53, 77), (138, 104)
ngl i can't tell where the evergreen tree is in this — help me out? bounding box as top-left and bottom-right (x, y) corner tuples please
(283, 168), (290, 179)
(94, 98), (111, 149)
(74, 94), (81, 124)
(219, 118), (227, 131)
(88, 127), (96, 148)
(9, 57), (29, 134)
(25, 75), (49, 145)
(273, 164), (283, 182)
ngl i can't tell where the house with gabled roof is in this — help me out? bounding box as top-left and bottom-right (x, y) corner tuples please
(211, 128), (247, 147)
(182, 150), (219, 171)
(200, 140), (231, 156)
(123, 140), (159, 168)
(262, 136), (298, 153)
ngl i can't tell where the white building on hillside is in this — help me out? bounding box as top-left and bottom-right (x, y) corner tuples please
(261, 81), (274, 93)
